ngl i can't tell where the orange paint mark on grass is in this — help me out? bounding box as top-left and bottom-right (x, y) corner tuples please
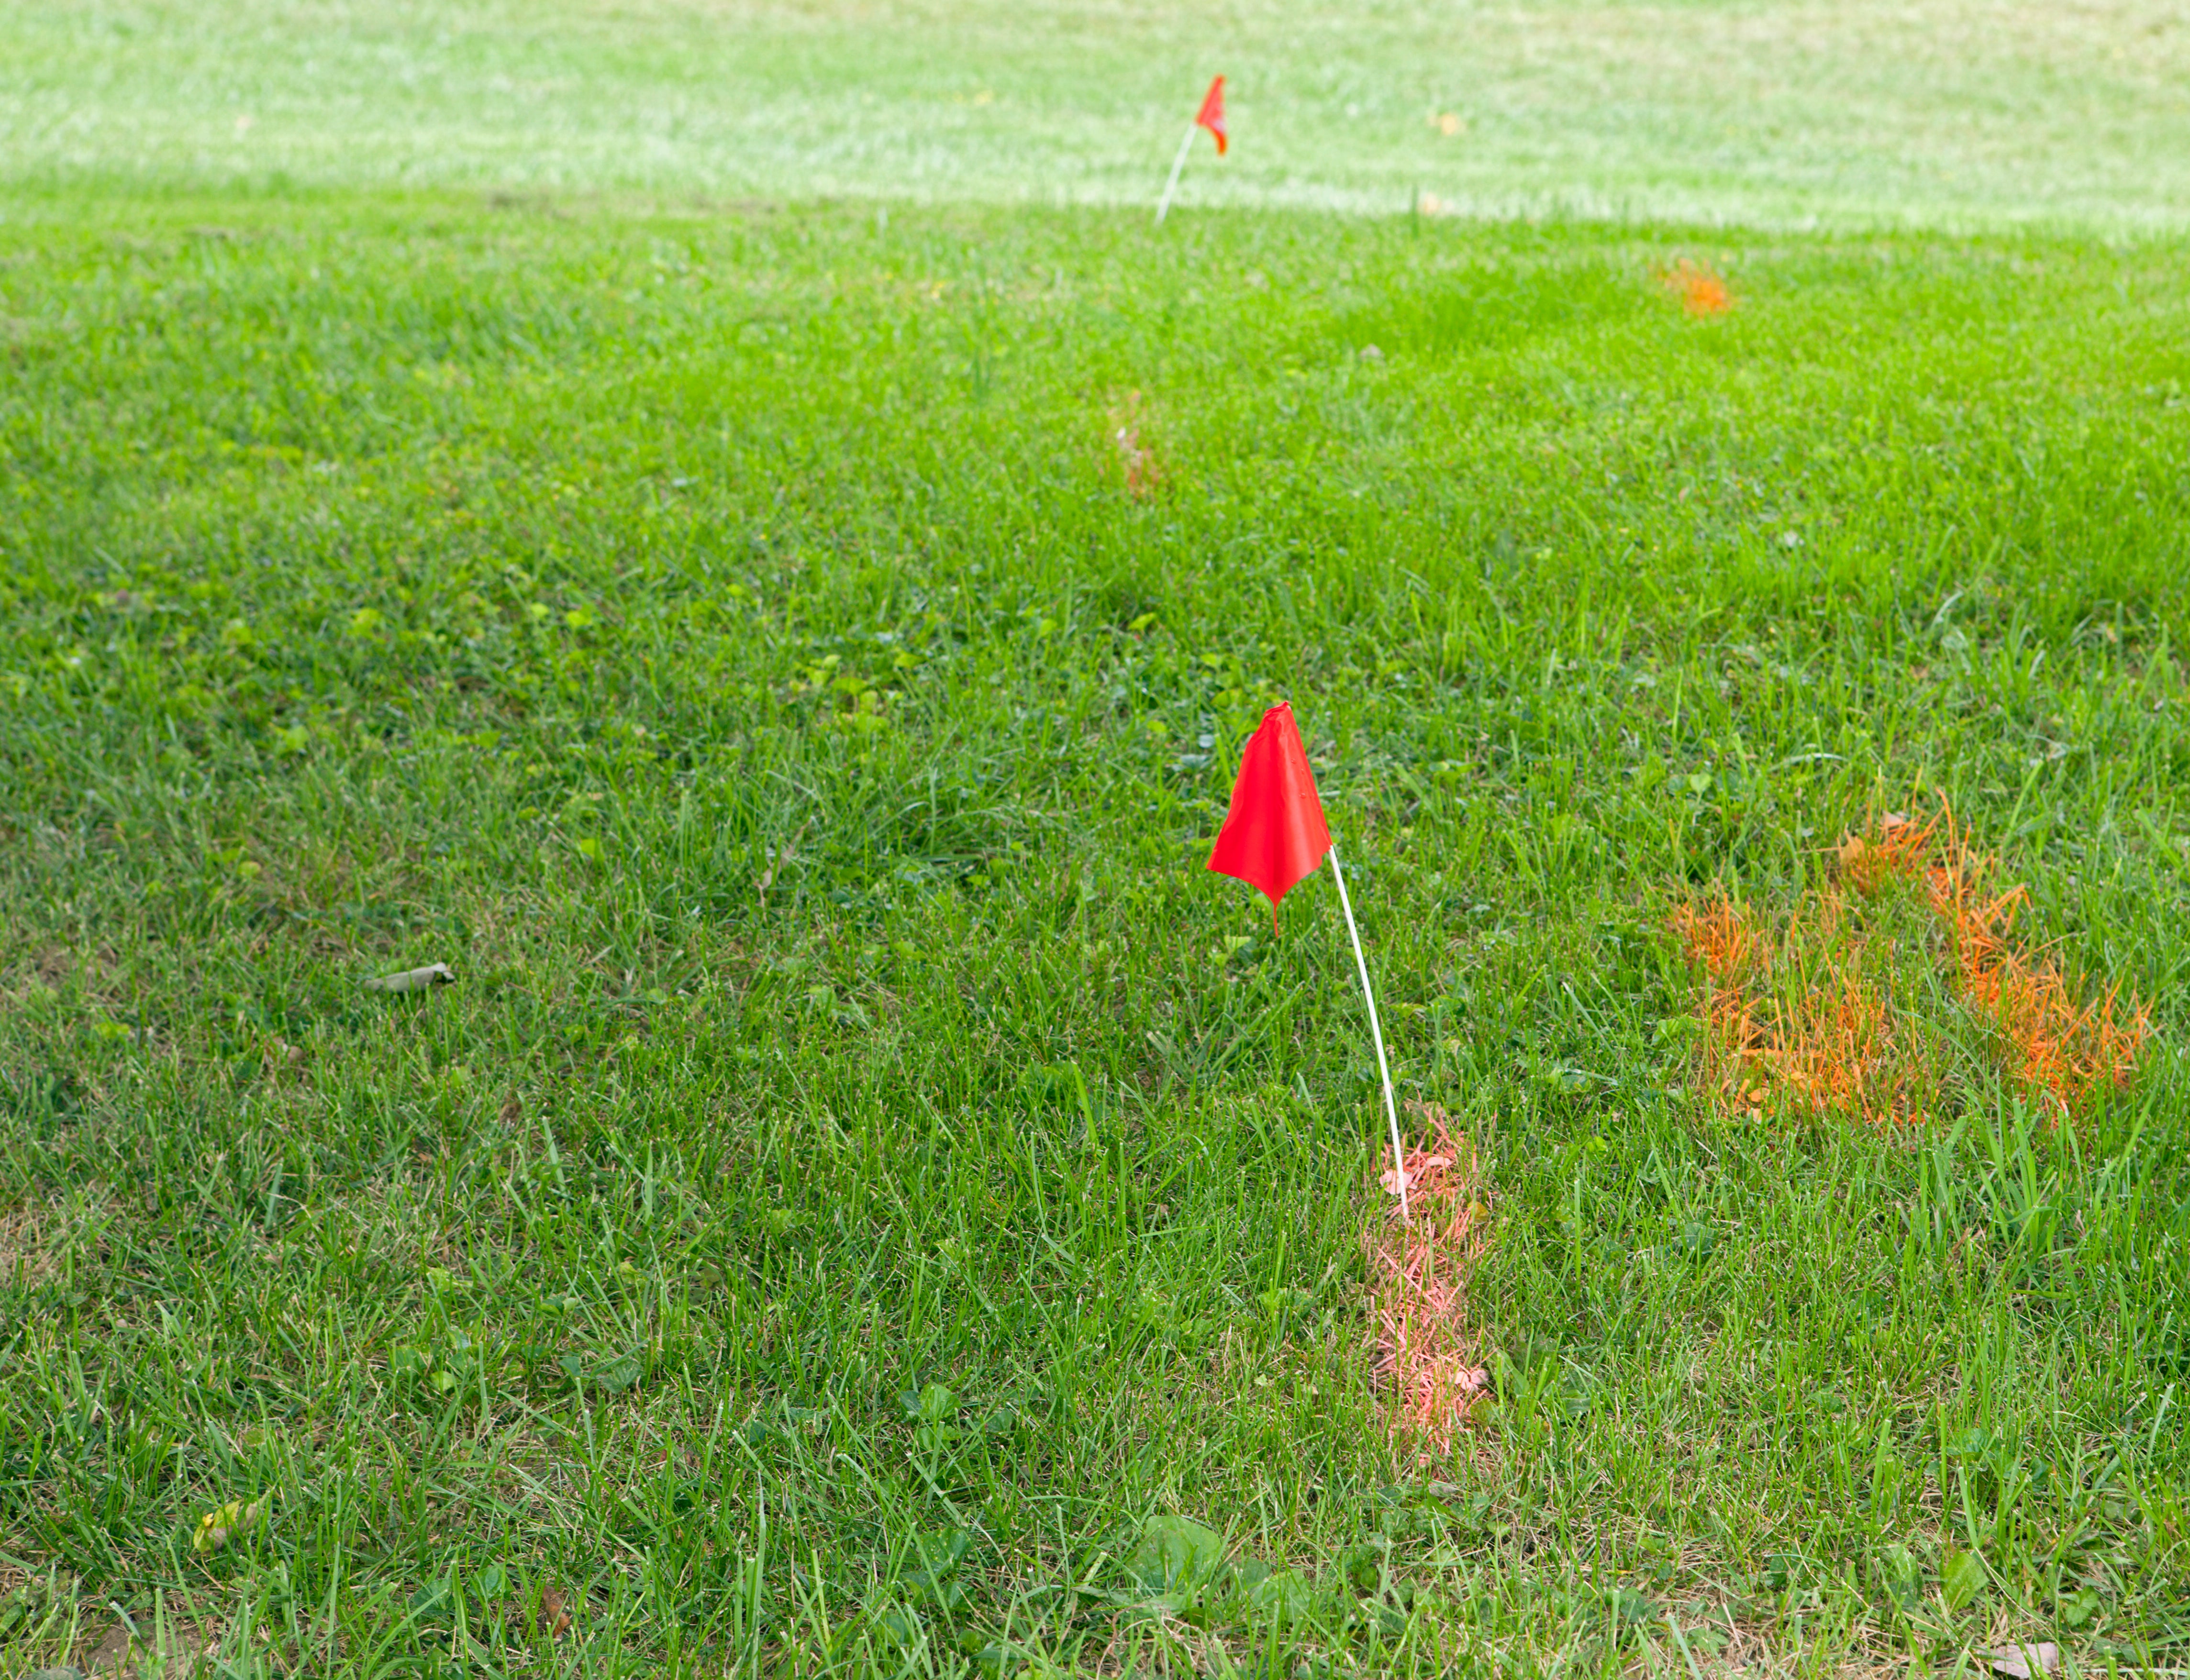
(1660, 257), (1733, 317)
(1921, 808), (2149, 1112)
(1676, 804), (2148, 1124)
(1369, 1103), (1493, 1449)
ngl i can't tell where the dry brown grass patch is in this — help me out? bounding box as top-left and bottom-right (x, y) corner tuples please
(0, 1204), (56, 1287)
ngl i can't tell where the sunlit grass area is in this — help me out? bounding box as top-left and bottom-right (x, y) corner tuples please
(7, 0), (2190, 228)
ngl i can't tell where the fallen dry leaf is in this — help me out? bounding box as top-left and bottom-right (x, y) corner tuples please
(190, 1496), (266, 1555)
(1981, 1643), (2059, 1680)
(536, 1587), (571, 1640)
(364, 963), (455, 994)
(261, 1038), (307, 1080)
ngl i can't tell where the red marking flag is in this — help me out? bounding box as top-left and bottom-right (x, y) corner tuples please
(1202, 701), (1410, 1215)
(1195, 75), (1228, 156)
(1207, 703), (1331, 919)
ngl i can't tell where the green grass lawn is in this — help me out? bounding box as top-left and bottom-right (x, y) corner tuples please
(3, 190), (2189, 1678)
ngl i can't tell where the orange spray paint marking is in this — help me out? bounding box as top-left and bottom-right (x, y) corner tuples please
(1661, 257), (1733, 317)
(1675, 802), (2147, 1125)
(1369, 1104), (1493, 1450)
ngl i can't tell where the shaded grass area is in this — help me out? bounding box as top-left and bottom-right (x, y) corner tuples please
(3, 193), (2190, 1675)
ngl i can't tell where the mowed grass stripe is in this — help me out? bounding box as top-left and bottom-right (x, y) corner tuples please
(0, 195), (2187, 1678)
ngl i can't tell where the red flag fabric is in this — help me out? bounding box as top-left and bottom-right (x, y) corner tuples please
(1207, 702), (1330, 917)
(1195, 75), (1228, 155)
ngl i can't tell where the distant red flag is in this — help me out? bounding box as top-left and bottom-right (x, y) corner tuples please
(1207, 703), (1330, 920)
(1195, 75), (1227, 155)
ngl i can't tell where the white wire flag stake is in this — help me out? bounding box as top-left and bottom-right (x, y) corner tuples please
(1328, 843), (1410, 1223)
(1156, 75), (1228, 226)
(1154, 126), (1198, 226)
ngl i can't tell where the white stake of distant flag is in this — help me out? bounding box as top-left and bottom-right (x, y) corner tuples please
(1156, 75), (1228, 225)
(1205, 703), (1411, 1220)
